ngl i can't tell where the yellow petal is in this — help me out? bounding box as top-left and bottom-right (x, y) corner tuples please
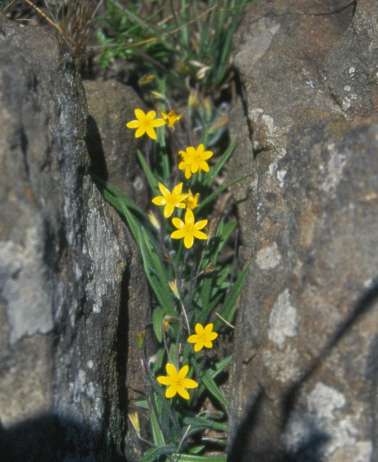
(172, 183), (183, 195)
(184, 234), (194, 249)
(158, 182), (170, 196)
(146, 127), (157, 140)
(193, 230), (208, 240)
(187, 334), (198, 344)
(164, 204), (174, 218)
(185, 209), (195, 225)
(195, 323), (204, 335)
(205, 323), (214, 334)
(157, 375), (171, 385)
(166, 363), (177, 376)
(135, 108), (145, 120)
(194, 342), (204, 352)
(202, 150), (214, 160)
(171, 229), (186, 240)
(126, 120), (139, 129)
(194, 219), (208, 230)
(166, 385), (177, 399)
(146, 110), (157, 120)
(209, 331), (218, 341)
(135, 127), (146, 138)
(203, 340), (213, 349)
(178, 365), (189, 379)
(172, 217), (184, 229)
(152, 118), (166, 128)
(200, 161), (210, 172)
(185, 167), (192, 179)
(152, 196), (166, 206)
(182, 378), (198, 389)
(176, 386), (190, 400)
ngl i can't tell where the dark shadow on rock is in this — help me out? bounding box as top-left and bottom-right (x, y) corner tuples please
(0, 412), (125, 462)
(117, 268), (130, 454)
(86, 115), (108, 182)
(228, 280), (378, 462)
(281, 279), (378, 430)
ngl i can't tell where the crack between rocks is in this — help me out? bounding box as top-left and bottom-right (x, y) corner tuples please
(19, 125), (30, 180)
(233, 66), (254, 154)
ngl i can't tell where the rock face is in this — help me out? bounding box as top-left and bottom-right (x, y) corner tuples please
(228, 1), (378, 461)
(0, 19), (148, 461)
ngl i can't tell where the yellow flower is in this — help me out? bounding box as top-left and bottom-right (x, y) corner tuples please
(161, 110), (182, 129)
(178, 144), (213, 179)
(157, 363), (198, 400)
(188, 323), (218, 352)
(184, 190), (199, 210)
(152, 182), (187, 218)
(171, 209), (208, 249)
(126, 108), (165, 141)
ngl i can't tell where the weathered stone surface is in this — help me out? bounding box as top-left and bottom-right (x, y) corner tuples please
(228, 1), (378, 461)
(0, 18), (148, 461)
(83, 79), (151, 461)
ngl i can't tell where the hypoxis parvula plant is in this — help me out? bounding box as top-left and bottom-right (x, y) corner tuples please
(102, 100), (249, 461)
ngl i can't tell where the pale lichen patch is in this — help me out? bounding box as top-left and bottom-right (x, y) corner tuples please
(268, 289), (298, 349)
(256, 242), (282, 270)
(321, 144), (347, 195)
(1, 225), (53, 344)
(262, 345), (301, 383)
(307, 382), (346, 420)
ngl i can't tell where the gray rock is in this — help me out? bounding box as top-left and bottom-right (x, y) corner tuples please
(0, 18), (148, 461)
(228, 1), (378, 461)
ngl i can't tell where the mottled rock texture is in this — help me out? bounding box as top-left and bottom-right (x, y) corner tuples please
(228, 1), (378, 461)
(0, 19), (148, 462)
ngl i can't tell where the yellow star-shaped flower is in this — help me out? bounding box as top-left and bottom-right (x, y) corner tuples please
(152, 182), (187, 218)
(188, 323), (218, 352)
(184, 190), (200, 210)
(171, 209), (208, 249)
(126, 108), (165, 140)
(157, 363), (198, 400)
(161, 110), (182, 129)
(178, 144), (214, 179)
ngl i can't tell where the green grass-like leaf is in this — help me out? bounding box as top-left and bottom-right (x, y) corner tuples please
(173, 453), (227, 461)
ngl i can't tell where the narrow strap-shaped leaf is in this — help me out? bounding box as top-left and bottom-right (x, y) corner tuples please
(140, 446), (176, 462)
(210, 356), (232, 379)
(172, 453), (227, 462)
(201, 372), (228, 411)
(150, 399), (166, 447)
(183, 416), (227, 432)
(214, 262), (249, 328)
(137, 149), (159, 192)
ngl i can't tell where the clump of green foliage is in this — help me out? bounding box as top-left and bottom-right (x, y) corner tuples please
(103, 103), (248, 462)
(97, 0), (250, 94)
